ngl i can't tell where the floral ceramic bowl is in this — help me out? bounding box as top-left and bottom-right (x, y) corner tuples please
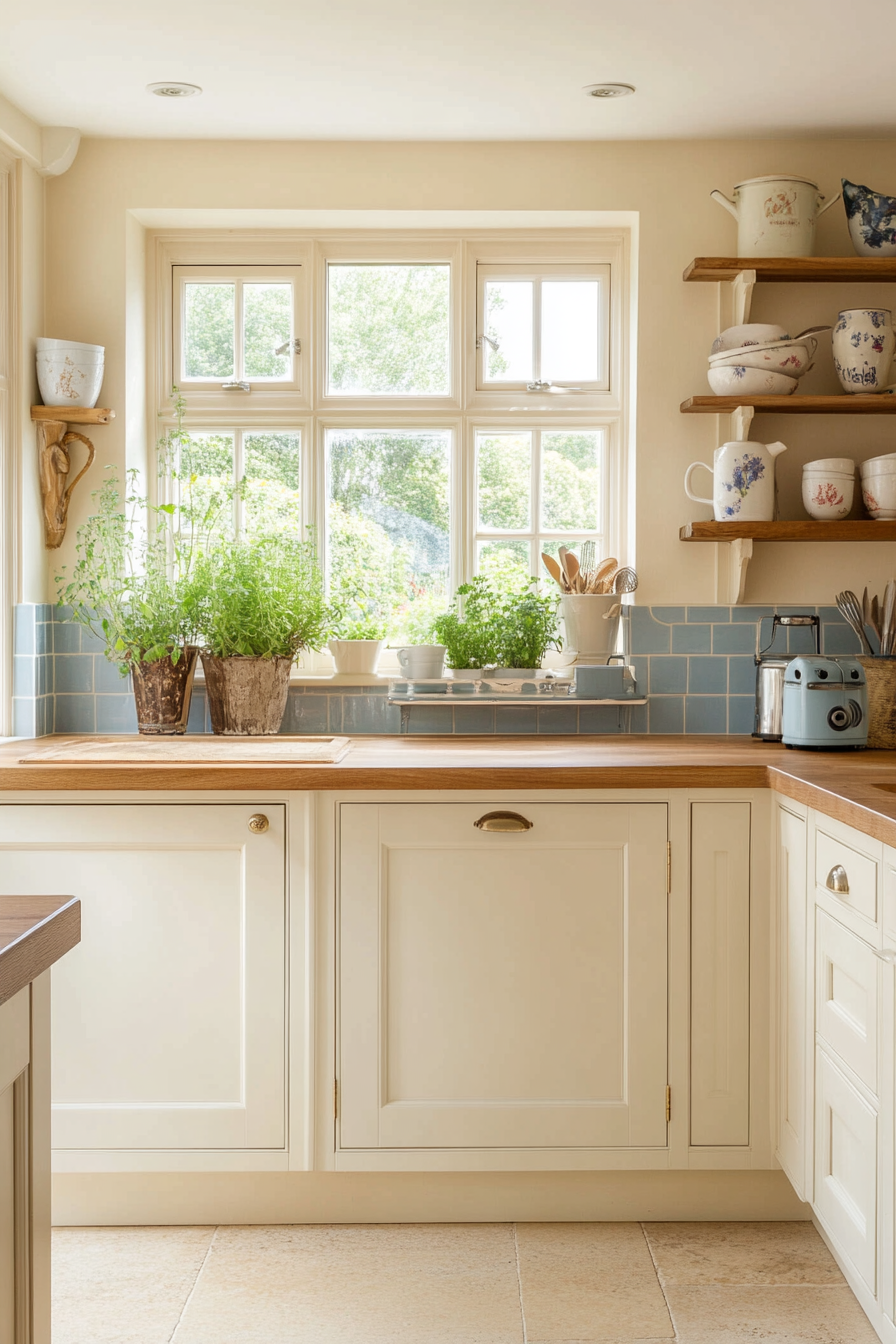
(710, 338), (816, 377)
(843, 179), (896, 258)
(860, 471), (896, 519)
(710, 323), (791, 355)
(707, 366), (798, 396)
(802, 466), (854, 520)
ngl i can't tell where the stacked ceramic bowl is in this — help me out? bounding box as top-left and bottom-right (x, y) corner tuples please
(707, 323), (825, 397)
(860, 453), (896, 519)
(802, 458), (855, 520)
(35, 338), (105, 409)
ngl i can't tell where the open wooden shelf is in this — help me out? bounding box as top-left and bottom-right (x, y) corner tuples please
(681, 521), (896, 542)
(684, 257), (896, 283)
(681, 395), (896, 415)
(31, 406), (114, 424)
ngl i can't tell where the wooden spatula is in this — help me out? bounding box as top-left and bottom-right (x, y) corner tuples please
(541, 552), (565, 590)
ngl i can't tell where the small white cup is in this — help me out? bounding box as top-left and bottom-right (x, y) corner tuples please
(802, 470), (854, 520)
(397, 645), (446, 678)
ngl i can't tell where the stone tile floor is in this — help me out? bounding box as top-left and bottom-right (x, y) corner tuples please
(52, 1221), (879, 1343)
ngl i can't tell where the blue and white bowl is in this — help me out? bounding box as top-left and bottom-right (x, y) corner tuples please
(843, 178), (896, 258)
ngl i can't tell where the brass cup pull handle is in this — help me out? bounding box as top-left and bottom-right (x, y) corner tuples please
(825, 864), (850, 895)
(473, 811), (533, 833)
(248, 813), (270, 834)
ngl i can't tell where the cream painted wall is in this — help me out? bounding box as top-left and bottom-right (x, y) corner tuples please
(43, 137), (896, 605)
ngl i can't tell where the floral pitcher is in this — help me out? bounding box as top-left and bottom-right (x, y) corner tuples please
(832, 308), (896, 393)
(684, 441), (787, 522)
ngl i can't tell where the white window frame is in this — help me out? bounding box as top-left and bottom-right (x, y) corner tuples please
(475, 263), (611, 392)
(0, 148), (17, 735)
(173, 265), (304, 395)
(149, 227), (632, 676)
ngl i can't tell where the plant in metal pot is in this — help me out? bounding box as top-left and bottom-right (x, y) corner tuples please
(55, 393), (223, 733)
(191, 533), (330, 735)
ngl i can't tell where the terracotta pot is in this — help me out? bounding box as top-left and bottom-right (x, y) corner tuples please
(130, 646), (199, 735)
(857, 656), (896, 748)
(201, 654), (293, 735)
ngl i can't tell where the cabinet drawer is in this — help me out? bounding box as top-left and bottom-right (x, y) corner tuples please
(814, 1046), (877, 1294)
(815, 826), (878, 930)
(816, 909), (879, 1095)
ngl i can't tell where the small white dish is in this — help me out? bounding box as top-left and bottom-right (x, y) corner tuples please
(707, 366), (798, 396)
(804, 457), (856, 474)
(710, 323), (791, 355)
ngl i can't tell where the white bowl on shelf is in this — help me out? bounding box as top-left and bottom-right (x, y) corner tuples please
(710, 323), (792, 355)
(860, 471), (896, 518)
(802, 468), (854, 519)
(707, 366), (799, 396)
(35, 337), (105, 408)
(709, 339), (815, 377)
(805, 457), (856, 474)
(860, 452), (896, 474)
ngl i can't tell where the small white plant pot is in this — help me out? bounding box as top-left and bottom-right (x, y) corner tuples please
(328, 638), (385, 675)
(35, 338), (105, 408)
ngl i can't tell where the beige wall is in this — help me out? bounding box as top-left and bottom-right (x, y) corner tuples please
(16, 157), (44, 605)
(43, 137), (896, 605)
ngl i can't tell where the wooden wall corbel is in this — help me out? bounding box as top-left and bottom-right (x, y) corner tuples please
(31, 406), (114, 549)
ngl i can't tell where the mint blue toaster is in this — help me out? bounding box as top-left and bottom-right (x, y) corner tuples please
(782, 657), (867, 750)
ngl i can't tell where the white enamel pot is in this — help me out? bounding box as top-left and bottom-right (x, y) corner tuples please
(710, 175), (841, 258)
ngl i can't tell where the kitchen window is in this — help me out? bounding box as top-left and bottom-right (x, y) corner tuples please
(153, 230), (630, 662)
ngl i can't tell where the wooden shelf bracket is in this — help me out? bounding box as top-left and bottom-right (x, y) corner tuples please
(30, 406), (113, 549)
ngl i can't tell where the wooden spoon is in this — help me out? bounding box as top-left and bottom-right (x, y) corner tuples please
(541, 552), (565, 590)
(593, 557), (618, 593)
(565, 552), (582, 592)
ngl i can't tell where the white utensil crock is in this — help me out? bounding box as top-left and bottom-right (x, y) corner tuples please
(396, 645), (446, 678)
(710, 175), (840, 257)
(684, 440), (787, 521)
(560, 594), (621, 664)
(832, 309), (896, 393)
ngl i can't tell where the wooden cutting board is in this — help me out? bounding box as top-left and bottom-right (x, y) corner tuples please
(20, 735), (352, 764)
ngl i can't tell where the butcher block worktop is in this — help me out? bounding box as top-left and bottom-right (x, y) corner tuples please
(4, 733), (896, 844)
(0, 895), (80, 1007)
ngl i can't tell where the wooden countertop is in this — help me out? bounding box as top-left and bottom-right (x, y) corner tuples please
(0, 896), (81, 1007)
(4, 733), (896, 847)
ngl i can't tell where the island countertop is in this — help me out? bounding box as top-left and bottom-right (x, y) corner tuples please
(2, 733), (896, 846)
(0, 895), (81, 1007)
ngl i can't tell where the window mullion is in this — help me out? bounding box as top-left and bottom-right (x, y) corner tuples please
(530, 427), (541, 579)
(532, 280), (542, 383)
(233, 429), (244, 536)
(234, 281), (244, 382)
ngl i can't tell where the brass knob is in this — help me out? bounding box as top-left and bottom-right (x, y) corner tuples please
(473, 811), (533, 833)
(825, 864), (849, 895)
(248, 813), (270, 834)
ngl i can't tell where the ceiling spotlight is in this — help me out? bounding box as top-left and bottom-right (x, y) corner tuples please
(146, 82), (202, 98)
(584, 83), (635, 99)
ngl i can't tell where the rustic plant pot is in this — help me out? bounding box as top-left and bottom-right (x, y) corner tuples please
(201, 654), (293, 735)
(857, 656), (896, 748)
(130, 646), (199, 736)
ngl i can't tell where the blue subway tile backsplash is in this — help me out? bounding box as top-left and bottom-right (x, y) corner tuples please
(8, 602), (868, 740)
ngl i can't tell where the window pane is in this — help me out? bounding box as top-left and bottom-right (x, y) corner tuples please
(327, 265), (450, 395)
(541, 281), (600, 382)
(477, 540), (532, 587)
(181, 433), (234, 530)
(477, 432), (531, 530)
(243, 432), (301, 536)
(541, 431), (603, 531)
(243, 284), (292, 380)
(183, 284), (234, 379)
(483, 281), (532, 382)
(327, 429), (450, 637)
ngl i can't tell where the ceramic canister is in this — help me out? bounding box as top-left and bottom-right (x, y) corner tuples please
(710, 176), (841, 258)
(832, 308), (896, 393)
(684, 440), (787, 522)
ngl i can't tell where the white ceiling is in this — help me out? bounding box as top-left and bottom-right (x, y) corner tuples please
(2, 0), (895, 141)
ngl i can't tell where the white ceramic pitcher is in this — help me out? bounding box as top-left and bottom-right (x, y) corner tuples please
(710, 175), (841, 257)
(684, 440), (787, 521)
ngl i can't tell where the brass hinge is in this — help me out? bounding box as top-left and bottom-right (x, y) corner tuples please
(334, 1079), (339, 1119)
(665, 1085), (672, 1123)
(666, 841), (671, 894)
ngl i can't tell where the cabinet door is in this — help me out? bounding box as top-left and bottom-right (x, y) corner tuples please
(0, 805), (286, 1150)
(816, 908), (878, 1095)
(339, 802), (668, 1150)
(815, 1045), (878, 1294)
(776, 803), (809, 1196)
(690, 801), (751, 1146)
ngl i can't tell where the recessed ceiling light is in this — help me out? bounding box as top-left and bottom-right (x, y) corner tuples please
(584, 83), (635, 99)
(146, 82), (202, 99)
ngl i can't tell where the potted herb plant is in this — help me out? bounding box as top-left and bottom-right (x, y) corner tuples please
(432, 574), (561, 676)
(431, 576), (502, 676)
(192, 534), (330, 735)
(493, 578), (562, 673)
(328, 604), (389, 675)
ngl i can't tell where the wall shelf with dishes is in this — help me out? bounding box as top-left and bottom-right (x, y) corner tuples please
(681, 228), (896, 600)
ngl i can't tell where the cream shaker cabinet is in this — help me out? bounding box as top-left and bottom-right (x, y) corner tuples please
(338, 802), (670, 1150)
(0, 804), (287, 1154)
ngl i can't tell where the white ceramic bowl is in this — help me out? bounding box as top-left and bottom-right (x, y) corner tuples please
(35, 337), (104, 357)
(706, 365), (798, 396)
(709, 340), (815, 377)
(805, 457), (856, 474)
(861, 452), (896, 474)
(710, 323), (791, 355)
(36, 346), (105, 408)
(860, 472), (896, 518)
(802, 470), (854, 519)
